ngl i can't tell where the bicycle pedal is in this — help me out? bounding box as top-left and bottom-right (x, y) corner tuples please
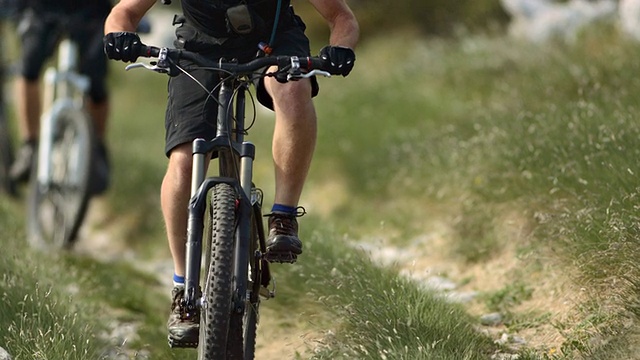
(167, 335), (198, 348)
(259, 285), (276, 299)
(264, 251), (297, 264)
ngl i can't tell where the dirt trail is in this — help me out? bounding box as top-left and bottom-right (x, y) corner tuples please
(345, 206), (596, 358)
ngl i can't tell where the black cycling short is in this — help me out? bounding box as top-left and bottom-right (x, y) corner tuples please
(164, 22), (319, 157)
(18, 9), (109, 103)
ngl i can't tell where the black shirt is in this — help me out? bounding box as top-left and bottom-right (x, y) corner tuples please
(181, 0), (295, 38)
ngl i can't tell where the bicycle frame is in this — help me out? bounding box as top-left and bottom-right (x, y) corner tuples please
(183, 76), (263, 319)
(36, 39), (90, 190)
(27, 31), (96, 249)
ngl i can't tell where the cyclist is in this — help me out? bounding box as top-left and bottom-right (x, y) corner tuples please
(0, 0), (23, 21)
(104, 0), (359, 345)
(10, 0), (112, 194)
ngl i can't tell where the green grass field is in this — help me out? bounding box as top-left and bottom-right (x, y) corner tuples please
(2, 20), (640, 359)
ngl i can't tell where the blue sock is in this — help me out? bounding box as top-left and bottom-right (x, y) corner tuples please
(173, 274), (185, 288)
(271, 204), (297, 215)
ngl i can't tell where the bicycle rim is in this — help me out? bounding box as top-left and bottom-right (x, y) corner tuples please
(27, 106), (94, 250)
(199, 182), (237, 360)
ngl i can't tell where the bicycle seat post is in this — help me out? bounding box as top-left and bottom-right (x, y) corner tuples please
(58, 39), (77, 72)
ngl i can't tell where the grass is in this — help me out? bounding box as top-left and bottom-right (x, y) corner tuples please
(0, 200), (193, 359)
(306, 23), (640, 358)
(0, 201), (101, 359)
(299, 231), (496, 359)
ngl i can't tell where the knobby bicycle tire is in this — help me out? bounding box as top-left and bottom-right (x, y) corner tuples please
(0, 104), (16, 197)
(27, 104), (94, 250)
(199, 182), (238, 360)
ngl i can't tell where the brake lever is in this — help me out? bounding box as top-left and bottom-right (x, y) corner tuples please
(286, 56), (331, 81)
(125, 62), (171, 74)
(125, 47), (177, 75)
(287, 69), (331, 81)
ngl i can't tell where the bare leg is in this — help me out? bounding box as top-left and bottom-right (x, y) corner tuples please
(15, 77), (40, 141)
(87, 98), (109, 140)
(163, 146), (201, 343)
(161, 143), (193, 277)
(161, 143), (212, 277)
(264, 73), (317, 207)
(9, 78), (42, 181)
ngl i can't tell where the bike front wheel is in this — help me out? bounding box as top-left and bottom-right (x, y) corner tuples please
(199, 182), (238, 360)
(27, 104), (94, 250)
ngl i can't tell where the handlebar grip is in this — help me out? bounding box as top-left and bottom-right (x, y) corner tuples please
(310, 57), (327, 71)
(297, 57), (328, 72)
(138, 45), (160, 58)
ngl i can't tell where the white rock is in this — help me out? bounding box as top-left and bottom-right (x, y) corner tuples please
(501, 0), (617, 43)
(619, 0), (640, 40)
(0, 347), (12, 360)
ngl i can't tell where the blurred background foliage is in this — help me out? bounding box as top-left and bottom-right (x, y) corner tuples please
(292, 0), (509, 37)
(341, 0), (510, 36)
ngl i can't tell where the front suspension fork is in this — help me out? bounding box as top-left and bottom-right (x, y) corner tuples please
(182, 140), (256, 314)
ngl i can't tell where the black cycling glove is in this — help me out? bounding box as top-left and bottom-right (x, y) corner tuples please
(319, 45), (356, 77)
(103, 32), (142, 63)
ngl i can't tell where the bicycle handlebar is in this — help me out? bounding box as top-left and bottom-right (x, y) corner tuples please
(129, 44), (331, 79)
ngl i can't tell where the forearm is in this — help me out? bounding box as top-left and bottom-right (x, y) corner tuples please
(105, 8), (137, 33)
(328, 12), (360, 49)
(308, 0), (360, 50)
(104, 0), (155, 34)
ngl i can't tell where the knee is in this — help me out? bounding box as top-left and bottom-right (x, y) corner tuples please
(265, 77), (313, 107)
(166, 144), (193, 185)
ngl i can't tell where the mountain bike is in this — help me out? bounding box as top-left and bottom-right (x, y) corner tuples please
(126, 43), (331, 359)
(27, 24), (96, 249)
(26, 17), (154, 247)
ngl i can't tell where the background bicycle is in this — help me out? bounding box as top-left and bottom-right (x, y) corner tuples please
(25, 11), (153, 250)
(26, 16), (100, 250)
(127, 43), (332, 360)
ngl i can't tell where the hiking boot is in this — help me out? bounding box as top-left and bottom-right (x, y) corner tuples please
(264, 211), (303, 263)
(9, 140), (36, 183)
(89, 141), (110, 195)
(167, 286), (199, 348)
